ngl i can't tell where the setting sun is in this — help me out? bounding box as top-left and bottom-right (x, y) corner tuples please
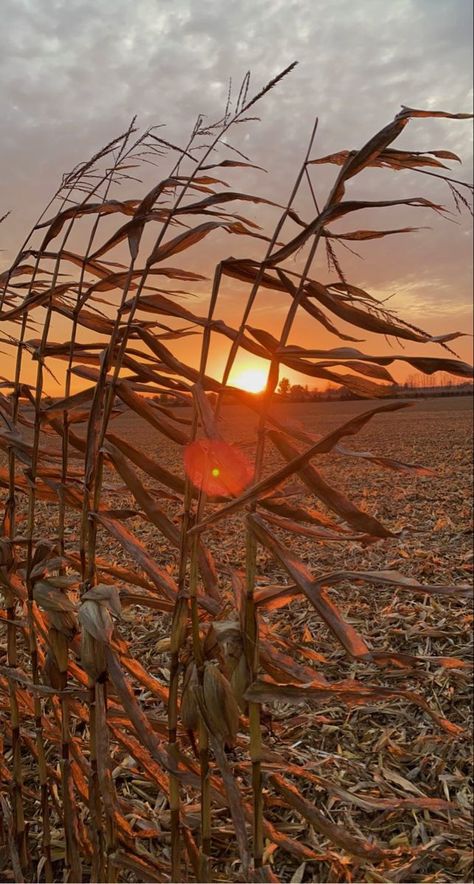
(232, 367), (268, 393)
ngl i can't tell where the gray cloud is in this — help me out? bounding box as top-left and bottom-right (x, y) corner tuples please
(1, 0), (473, 366)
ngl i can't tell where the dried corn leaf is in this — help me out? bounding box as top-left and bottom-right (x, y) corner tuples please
(270, 773), (392, 861)
(268, 430), (392, 537)
(245, 678), (463, 734)
(248, 514), (371, 659)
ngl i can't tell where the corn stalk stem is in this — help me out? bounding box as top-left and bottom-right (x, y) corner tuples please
(80, 96), (283, 879)
(57, 130), (137, 883)
(20, 150), (129, 880)
(0, 178), (82, 866)
(216, 118), (319, 869)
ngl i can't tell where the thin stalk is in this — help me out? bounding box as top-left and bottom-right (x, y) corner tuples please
(84, 68), (298, 592)
(183, 122), (318, 871)
(214, 118), (319, 869)
(2, 131), (125, 577)
(188, 514), (209, 881)
(22, 206), (85, 881)
(214, 117), (320, 417)
(5, 594), (27, 870)
(197, 717), (210, 882)
(0, 177), (67, 310)
(20, 146), (133, 880)
(167, 594), (189, 882)
(59, 121), (138, 562)
(77, 69), (297, 881)
(88, 681), (106, 882)
(59, 689), (82, 883)
(0, 175), (84, 866)
(243, 525), (264, 868)
(187, 264), (225, 879)
(56, 126), (137, 883)
(78, 98), (284, 879)
(98, 680), (119, 884)
(166, 263), (224, 882)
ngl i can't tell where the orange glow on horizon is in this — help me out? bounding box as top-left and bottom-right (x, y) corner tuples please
(230, 366), (268, 394)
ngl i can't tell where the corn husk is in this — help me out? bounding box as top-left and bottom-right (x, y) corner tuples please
(48, 627), (69, 673)
(180, 662), (199, 731)
(80, 630), (107, 681)
(202, 662), (240, 746)
(43, 649), (65, 690)
(231, 653), (250, 713)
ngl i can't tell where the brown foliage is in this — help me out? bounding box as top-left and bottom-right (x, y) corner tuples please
(0, 82), (472, 883)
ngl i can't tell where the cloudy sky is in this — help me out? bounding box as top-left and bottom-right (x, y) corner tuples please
(1, 0), (473, 388)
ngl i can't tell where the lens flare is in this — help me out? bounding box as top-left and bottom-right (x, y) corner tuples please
(184, 439), (253, 496)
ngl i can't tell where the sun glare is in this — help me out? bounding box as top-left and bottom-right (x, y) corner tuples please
(232, 367), (268, 393)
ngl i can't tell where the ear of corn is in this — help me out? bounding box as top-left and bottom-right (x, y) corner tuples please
(202, 662), (240, 747)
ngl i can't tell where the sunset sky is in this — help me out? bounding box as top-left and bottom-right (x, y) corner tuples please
(1, 0), (472, 393)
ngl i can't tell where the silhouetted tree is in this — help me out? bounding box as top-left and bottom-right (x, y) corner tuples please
(278, 377), (290, 397)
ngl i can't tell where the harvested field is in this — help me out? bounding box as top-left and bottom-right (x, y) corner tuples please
(110, 396), (473, 594)
(95, 397), (474, 883)
(2, 396), (472, 882)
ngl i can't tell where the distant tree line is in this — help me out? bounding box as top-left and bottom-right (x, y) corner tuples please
(276, 376), (473, 402)
(151, 375), (473, 407)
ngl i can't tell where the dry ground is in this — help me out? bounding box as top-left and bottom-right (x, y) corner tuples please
(108, 396), (474, 881)
(1, 396), (473, 882)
